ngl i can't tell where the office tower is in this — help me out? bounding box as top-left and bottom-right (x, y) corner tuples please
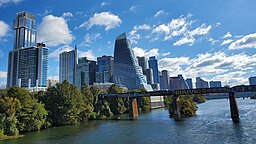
(160, 70), (169, 90)
(144, 68), (153, 84)
(185, 78), (193, 89)
(148, 56), (160, 83)
(112, 33), (152, 90)
(59, 47), (77, 85)
(195, 77), (209, 88)
(7, 12), (48, 90)
(88, 60), (97, 85)
(137, 56), (146, 74)
(97, 55), (114, 83)
(76, 57), (89, 89)
(209, 81), (222, 88)
(169, 74), (189, 90)
(249, 77), (256, 85)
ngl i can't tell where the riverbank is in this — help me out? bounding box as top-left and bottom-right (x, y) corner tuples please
(0, 135), (24, 140)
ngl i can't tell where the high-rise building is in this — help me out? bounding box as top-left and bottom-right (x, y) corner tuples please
(169, 74), (189, 90)
(137, 56), (146, 74)
(76, 57), (89, 89)
(160, 70), (169, 90)
(209, 81), (222, 88)
(7, 12), (48, 91)
(196, 77), (209, 88)
(59, 47), (77, 85)
(88, 60), (97, 85)
(112, 33), (152, 90)
(185, 78), (193, 89)
(97, 55), (114, 83)
(144, 68), (153, 84)
(148, 56), (160, 83)
(249, 77), (256, 85)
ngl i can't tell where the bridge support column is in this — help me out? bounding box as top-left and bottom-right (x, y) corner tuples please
(229, 92), (240, 122)
(172, 95), (181, 120)
(129, 97), (139, 119)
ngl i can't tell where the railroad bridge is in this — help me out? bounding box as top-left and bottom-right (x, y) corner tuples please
(99, 85), (256, 122)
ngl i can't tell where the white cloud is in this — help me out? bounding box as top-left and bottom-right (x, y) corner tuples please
(37, 15), (73, 46)
(47, 75), (59, 81)
(79, 12), (122, 31)
(208, 38), (218, 45)
(0, 80), (6, 88)
(220, 39), (233, 46)
(189, 24), (211, 36)
(0, 71), (7, 78)
(48, 45), (73, 59)
(222, 32), (232, 39)
(0, 0), (22, 7)
(101, 2), (109, 7)
(134, 24), (151, 30)
(173, 36), (195, 46)
(0, 20), (9, 38)
(154, 10), (166, 18)
(162, 52), (170, 56)
(229, 33), (256, 49)
(62, 12), (73, 18)
(80, 33), (101, 47)
(129, 5), (137, 12)
(216, 22), (221, 27)
(78, 50), (96, 60)
(212, 71), (248, 86)
(132, 47), (159, 58)
(128, 24), (151, 44)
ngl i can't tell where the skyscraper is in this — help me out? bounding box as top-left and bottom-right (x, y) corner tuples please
(148, 56), (160, 83)
(97, 55), (114, 83)
(249, 77), (256, 85)
(76, 57), (89, 89)
(185, 78), (193, 89)
(59, 47), (77, 85)
(137, 56), (146, 74)
(144, 68), (153, 84)
(112, 33), (152, 90)
(160, 70), (169, 90)
(7, 12), (48, 90)
(169, 75), (189, 90)
(196, 77), (209, 88)
(209, 81), (222, 88)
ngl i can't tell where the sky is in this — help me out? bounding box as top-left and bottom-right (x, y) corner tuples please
(0, 0), (256, 88)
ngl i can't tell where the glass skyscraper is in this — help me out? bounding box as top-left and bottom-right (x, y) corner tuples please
(59, 47), (77, 85)
(148, 56), (160, 84)
(76, 57), (89, 89)
(7, 12), (48, 90)
(113, 33), (152, 90)
(97, 55), (114, 83)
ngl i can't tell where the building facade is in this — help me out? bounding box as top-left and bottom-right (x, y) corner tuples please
(7, 12), (48, 90)
(97, 55), (114, 83)
(160, 70), (169, 90)
(112, 33), (152, 90)
(169, 74), (189, 90)
(144, 68), (153, 84)
(137, 56), (146, 74)
(148, 56), (160, 84)
(76, 57), (90, 89)
(59, 47), (77, 85)
(196, 77), (209, 88)
(209, 81), (222, 88)
(185, 78), (193, 89)
(249, 77), (256, 85)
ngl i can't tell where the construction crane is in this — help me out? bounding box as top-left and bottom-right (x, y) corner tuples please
(37, 40), (53, 47)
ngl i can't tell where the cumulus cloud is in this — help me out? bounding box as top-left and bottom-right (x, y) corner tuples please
(0, 20), (9, 38)
(80, 33), (101, 47)
(0, 71), (7, 78)
(229, 33), (256, 49)
(78, 50), (96, 60)
(162, 52), (170, 56)
(212, 71), (248, 86)
(62, 12), (73, 18)
(0, 0), (22, 7)
(151, 13), (212, 46)
(154, 10), (166, 18)
(220, 39), (233, 46)
(101, 2), (109, 7)
(37, 15), (73, 46)
(79, 12), (122, 31)
(132, 47), (159, 58)
(222, 32), (232, 39)
(128, 24), (151, 44)
(48, 45), (73, 59)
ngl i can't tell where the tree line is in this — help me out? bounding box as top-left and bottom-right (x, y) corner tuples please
(0, 80), (151, 138)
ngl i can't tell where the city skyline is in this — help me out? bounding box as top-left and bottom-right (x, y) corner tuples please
(0, 0), (256, 88)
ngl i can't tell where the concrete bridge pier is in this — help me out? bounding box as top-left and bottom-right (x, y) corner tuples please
(129, 97), (139, 119)
(172, 95), (181, 120)
(229, 92), (240, 122)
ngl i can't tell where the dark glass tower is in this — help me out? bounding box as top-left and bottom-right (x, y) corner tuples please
(148, 56), (160, 84)
(113, 33), (152, 90)
(7, 12), (48, 89)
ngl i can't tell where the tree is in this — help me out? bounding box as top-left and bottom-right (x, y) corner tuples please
(42, 80), (93, 126)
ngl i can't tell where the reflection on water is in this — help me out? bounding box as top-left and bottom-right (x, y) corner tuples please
(1, 98), (256, 144)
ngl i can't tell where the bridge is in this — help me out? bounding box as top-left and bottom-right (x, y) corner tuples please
(99, 85), (256, 122)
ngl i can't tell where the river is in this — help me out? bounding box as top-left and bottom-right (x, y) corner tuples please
(1, 98), (256, 144)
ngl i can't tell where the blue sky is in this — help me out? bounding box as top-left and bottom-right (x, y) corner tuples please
(0, 0), (256, 88)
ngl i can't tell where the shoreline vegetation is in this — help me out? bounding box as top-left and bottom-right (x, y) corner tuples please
(0, 81), (151, 140)
(164, 95), (206, 118)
